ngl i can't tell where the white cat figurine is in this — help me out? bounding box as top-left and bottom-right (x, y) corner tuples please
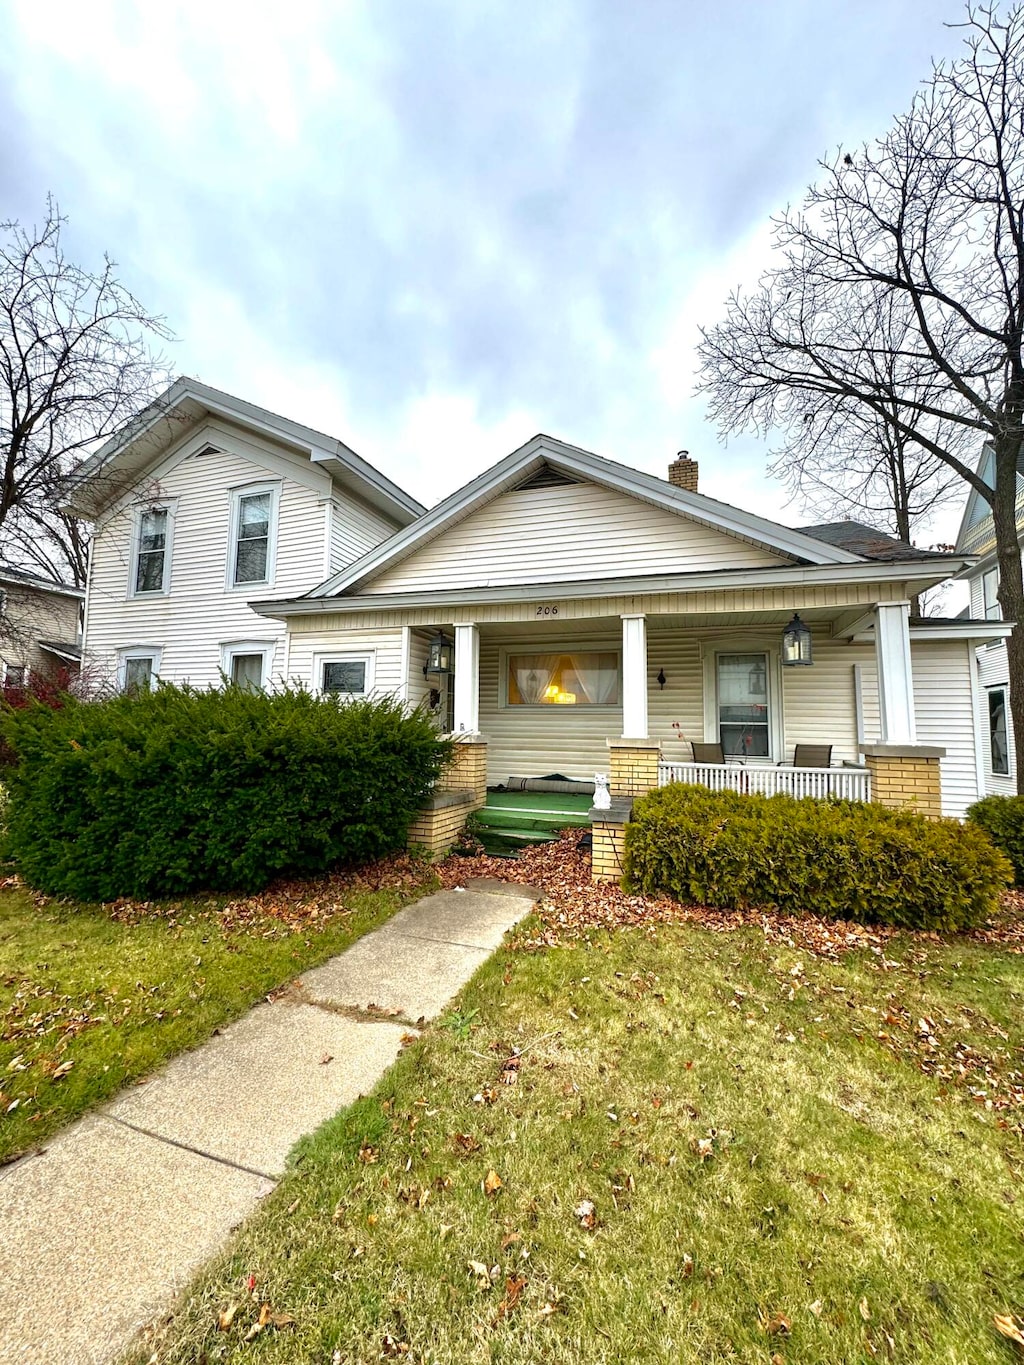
(593, 772), (611, 810)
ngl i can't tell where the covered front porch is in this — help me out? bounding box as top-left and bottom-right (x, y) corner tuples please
(432, 598), (946, 805)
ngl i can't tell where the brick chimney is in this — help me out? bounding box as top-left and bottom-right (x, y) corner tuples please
(668, 450), (698, 493)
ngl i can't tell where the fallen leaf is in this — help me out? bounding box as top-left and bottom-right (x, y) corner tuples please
(763, 1312), (791, 1336)
(217, 1303), (238, 1331)
(859, 1297), (871, 1322)
(995, 1314), (1024, 1347)
(51, 1060), (74, 1080)
(809, 1299), (823, 1317)
(493, 1274), (527, 1322)
(319, 1052), (334, 1065)
(501, 1231), (523, 1251)
(484, 1169), (503, 1197)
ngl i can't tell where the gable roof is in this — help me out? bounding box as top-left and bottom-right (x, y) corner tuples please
(0, 563), (84, 599)
(64, 377), (426, 525)
(309, 433), (863, 599)
(796, 521), (959, 564)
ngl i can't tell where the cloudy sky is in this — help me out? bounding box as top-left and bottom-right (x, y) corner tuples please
(0, 0), (972, 537)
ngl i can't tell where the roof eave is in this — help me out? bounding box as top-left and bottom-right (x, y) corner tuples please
(252, 557), (968, 620)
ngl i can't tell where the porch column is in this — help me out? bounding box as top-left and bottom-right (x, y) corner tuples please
(621, 613), (648, 739)
(861, 600), (945, 818)
(453, 623), (480, 735)
(606, 613), (660, 805)
(875, 601), (916, 744)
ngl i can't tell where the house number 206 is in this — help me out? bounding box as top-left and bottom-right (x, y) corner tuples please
(535, 605), (559, 616)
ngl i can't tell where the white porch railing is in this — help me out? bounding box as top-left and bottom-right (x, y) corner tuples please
(658, 762), (872, 801)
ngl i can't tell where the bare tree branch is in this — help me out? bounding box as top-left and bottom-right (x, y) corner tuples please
(697, 2), (1024, 788)
(0, 196), (174, 587)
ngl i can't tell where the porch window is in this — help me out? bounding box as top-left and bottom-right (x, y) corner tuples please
(507, 652), (619, 706)
(315, 651), (375, 699)
(717, 652), (770, 757)
(322, 660), (367, 695)
(988, 686), (1009, 775)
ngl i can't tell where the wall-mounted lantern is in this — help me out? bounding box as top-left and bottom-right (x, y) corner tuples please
(748, 657), (767, 695)
(423, 630), (453, 677)
(656, 668), (667, 690)
(781, 613), (813, 667)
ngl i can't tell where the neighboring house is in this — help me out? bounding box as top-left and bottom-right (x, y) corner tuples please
(66, 378), (424, 691)
(72, 384), (1004, 822)
(955, 445), (1020, 794)
(0, 564), (84, 685)
(250, 436), (1001, 820)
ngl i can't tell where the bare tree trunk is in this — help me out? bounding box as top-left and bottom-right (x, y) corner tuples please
(991, 434), (1024, 791)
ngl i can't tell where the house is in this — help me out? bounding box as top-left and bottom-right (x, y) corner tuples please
(71, 383), (1006, 869)
(955, 445), (1019, 793)
(0, 564), (84, 685)
(66, 378), (424, 691)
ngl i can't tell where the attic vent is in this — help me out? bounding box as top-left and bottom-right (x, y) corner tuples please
(193, 443), (220, 458)
(515, 464), (580, 491)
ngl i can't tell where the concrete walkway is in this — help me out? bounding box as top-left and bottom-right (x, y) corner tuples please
(0, 880), (538, 1365)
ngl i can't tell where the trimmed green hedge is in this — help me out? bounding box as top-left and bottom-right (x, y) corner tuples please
(2, 685), (452, 900)
(966, 794), (1024, 884)
(624, 784), (1011, 931)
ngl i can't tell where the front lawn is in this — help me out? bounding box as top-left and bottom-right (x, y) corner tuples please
(129, 898), (1024, 1363)
(0, 860), (436, 1165)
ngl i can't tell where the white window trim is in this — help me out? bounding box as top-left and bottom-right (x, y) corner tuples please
(117, 645), (163, 689)
(226, 482), (281, 591)
(128, 500), (177, 599)
(702, 642), (784, 763)
(3, 661), (28, 686)
(983, 566), (1001, 620)
(987, 684), (1010, 777)
(220, 639), (278, 690)
(313, 650), (376, 699)
(498, 642), (622, 709)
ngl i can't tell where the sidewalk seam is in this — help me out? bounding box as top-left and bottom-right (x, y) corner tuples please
(99, 1114), (278, 1183)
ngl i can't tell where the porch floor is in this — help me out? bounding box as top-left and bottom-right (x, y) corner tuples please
(474, 791), (592, 855)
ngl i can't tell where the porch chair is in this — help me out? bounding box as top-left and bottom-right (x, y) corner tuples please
(690, 741), (725, 764)
(784, 743), (833, 768)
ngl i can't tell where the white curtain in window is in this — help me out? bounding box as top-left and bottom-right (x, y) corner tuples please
(512, 655), (558, 704)
(572, 656), (618, 703)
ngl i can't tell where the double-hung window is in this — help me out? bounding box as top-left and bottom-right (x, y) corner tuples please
(221, 641), (275, 693)
(229, 484), (279, 588)
(119, 647), (162, 692)
(133, 506), (171, 595)
(983, 567), (1001, 620)
(988, 686), (1009, 776)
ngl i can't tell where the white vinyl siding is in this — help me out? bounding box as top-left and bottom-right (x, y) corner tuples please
(330, 492), (399, 573)
(910, 639), (982, 817)
(364, 482), (790, 594)
(86, 441), (325, 688)
(976, 639), (1016, 795)
(286, 626), (405, 699)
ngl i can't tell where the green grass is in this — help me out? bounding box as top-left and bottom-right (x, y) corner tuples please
(0, 867), (436, 1164)
(128, 921), (1024, 1365)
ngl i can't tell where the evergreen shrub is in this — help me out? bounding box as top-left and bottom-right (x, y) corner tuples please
(624, 783), (1011, 931)
(966, 794), (1024, 884)
(2, 684), (452, 900)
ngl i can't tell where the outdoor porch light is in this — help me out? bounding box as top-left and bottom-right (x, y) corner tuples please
(424, 630), (453, 676)
(781, 613), (813, 667)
